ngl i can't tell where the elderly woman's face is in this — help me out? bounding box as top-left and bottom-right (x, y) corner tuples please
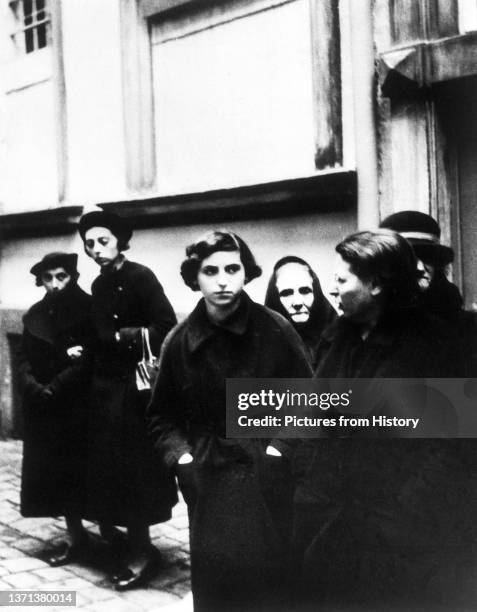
(84, 227), (120, 268)
(40, 267), (72, 295)
(197, 250), (245, 310)
(331, 255), (378, 322)
(276, 263), (314, 325)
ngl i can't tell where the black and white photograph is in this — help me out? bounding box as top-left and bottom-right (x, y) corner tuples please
(1, 0), (477, 610)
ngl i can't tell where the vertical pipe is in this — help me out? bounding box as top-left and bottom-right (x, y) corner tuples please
(348, 0), (380, 228)
(50, 0), (68, 204)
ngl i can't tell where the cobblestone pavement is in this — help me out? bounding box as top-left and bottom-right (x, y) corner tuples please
(0, 439), (191, 611)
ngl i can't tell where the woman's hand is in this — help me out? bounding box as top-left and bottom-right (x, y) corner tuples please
(66, 345), (83, 360)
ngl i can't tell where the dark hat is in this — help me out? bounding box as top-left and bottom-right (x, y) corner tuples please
(78, 211), (132, 245)
(30, 252), (78, 277)
(380, 210), (454, 266)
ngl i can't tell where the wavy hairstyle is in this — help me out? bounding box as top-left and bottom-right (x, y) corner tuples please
(180, 230), (262, 290)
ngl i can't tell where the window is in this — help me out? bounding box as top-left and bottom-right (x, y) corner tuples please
(458, 0), (477, 32)
(151, 0), (317, 194)
(10, 0), (50, 54)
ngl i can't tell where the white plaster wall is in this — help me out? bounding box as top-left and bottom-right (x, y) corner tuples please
(0, 234), (80, 309)
(98, 212), (355, 317)
(2, 79), (58, 212)
(152, 0), (317, 194)
(61, 0), (127, 205)
(0, 213), (355, 314)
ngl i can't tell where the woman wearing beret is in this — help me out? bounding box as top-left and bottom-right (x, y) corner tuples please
(147, 230), (312, 612)
(78, 211), (178, 590)
(265, 255), (335, 369)
(18, 252), (92, 566)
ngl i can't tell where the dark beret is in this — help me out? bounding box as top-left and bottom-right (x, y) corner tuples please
(30, 252), (78, 277)
(78, 211), (132, 245)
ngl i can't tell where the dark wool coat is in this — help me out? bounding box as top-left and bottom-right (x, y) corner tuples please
(85, 259), (177, 526)
(293, 309), (476, 610)
(148, 293), (312, 612)
(18, 283), (92, 518)
(421, 272), (477, 376)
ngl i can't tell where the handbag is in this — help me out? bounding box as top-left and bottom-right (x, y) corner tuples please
(135, 327), (159, 392)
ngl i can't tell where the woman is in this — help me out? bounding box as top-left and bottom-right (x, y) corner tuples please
(78, 210), (178, 590)
(381, 210), (477, 376)
(18, 252), (91, 566)
(265, 255), (335, 368)
(147, 230), (312, 612)
(293, 230), (474, 610)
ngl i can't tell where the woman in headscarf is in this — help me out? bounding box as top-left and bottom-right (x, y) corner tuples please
(265, 255), (335, 368)
(18, 252), (92, 566)
(78, 210), (178, 590)
(147, 230), (312, 612)
(293, 230), (474, 611)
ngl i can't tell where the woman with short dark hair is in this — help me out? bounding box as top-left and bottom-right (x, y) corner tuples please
(265, 255), (335, 368)
(18, 252), (91, 566)
(148, 229), (312, 612)
(293, 230), (472, 610)
(78, 210), (178, 590)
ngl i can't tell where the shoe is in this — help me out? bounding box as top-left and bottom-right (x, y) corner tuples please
(112, 547), (160, 591)
(47, 538), (89, 567)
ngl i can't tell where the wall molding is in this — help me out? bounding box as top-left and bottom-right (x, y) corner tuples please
(0, 172), (356, 238)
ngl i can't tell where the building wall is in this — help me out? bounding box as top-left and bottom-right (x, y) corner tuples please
(0, 0), (58, 213)
(61, 0), (128, 205)
(0, 0), (391, 435)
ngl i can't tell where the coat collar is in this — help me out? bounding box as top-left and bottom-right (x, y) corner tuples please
(23, 284), (90, 343)
(186, 292), (252, 353)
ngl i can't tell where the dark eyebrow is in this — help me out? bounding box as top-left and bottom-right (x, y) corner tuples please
(201, 265), (219, 272)
(278, 289), (293, 297)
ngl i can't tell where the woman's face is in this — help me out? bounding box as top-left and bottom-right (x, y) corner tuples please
(331, 255), (379, 323)
(416, 258), (436, 291)
(275, 262), (314, 324)
(84, 227), (120, 268)
(40, 267), (72, 295)
(197, 250), (246, 310)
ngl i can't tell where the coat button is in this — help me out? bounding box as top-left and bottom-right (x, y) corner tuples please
(113, 314), (119, 320)
(118, 286), (123, 292)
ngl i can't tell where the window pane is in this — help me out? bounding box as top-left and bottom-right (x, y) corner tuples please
(152, 0), (316, 194)
(458, 0), (477, 32)
(25, 27), (34, 52)
(37, 23), (47, 48)
(23, 0), (33, 17)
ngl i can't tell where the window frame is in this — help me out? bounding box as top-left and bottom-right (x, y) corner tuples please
(120, 0), (342, 193)
(9, 0), (51, 54)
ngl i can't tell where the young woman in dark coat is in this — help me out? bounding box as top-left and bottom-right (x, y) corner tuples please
(264, 255), (335, 368)
(18, 252), (92, 566)
(78, 211), (178, 590)
(147, 230), (312, 612)
(293, 230), (474, 611)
